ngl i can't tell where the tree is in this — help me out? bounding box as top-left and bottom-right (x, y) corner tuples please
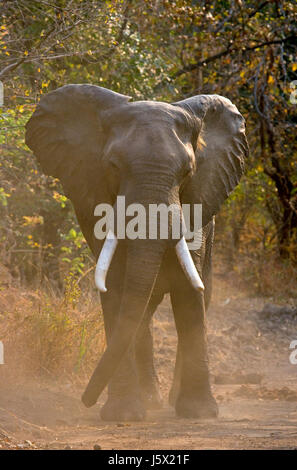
(1, 0), (296, 288)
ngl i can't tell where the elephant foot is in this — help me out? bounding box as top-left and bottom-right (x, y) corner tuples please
(100, 395), (146, 422)
(175, 392), (218, 419)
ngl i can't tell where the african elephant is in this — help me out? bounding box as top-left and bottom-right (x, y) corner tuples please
(25, 85), (248, 421)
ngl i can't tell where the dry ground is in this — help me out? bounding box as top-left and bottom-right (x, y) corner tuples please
(0, 270), (297, 450)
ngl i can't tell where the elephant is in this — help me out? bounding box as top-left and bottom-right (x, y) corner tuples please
(25, 84), (248, 421)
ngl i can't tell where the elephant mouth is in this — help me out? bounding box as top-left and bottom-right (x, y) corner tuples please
(95, 229), (204, 293)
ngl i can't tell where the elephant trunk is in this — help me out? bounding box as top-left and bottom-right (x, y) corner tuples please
(82, 238), (166, 408)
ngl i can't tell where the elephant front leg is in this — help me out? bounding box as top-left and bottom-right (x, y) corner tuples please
(170, 281), (218, 419)
(100, 296), (145, 421)
(100, 257), (145, 421)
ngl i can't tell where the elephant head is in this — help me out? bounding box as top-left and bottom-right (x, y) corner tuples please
(25, 84), (248, 406)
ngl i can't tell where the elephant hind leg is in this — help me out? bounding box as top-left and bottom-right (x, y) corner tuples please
(135, 292), (164, 409)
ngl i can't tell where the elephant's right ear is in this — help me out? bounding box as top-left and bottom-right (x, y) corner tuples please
(25, 84), (131, 200)
(173, 94), (249, 226)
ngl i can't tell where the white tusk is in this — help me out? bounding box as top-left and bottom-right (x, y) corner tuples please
(95, 230), (118, 293)
(175, 237), (204, 292)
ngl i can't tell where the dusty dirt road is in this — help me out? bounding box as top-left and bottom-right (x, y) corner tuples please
(0, 273), (297, 450)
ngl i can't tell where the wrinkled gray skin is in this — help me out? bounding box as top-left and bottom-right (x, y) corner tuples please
(26, 85), (248, 421)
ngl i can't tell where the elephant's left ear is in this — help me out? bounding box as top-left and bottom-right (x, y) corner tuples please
(173, 95), (249, 226)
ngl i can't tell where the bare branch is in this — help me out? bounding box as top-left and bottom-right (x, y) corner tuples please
(0, 58), (26, 80)
(155, 34), (296, 90)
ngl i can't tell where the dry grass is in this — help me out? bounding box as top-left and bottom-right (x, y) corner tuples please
(0, 273), (105, 383)
(215, 237), (297, 302)
(233, 254), (297, 301)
